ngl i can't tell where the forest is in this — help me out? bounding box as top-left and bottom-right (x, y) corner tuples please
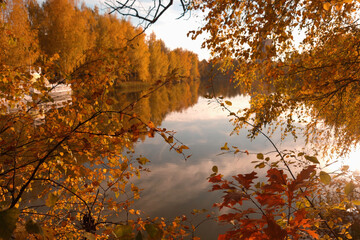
(1, 0), (360, 239)
(1, 0), (200, 85)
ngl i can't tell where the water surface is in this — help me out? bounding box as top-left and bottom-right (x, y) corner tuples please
(130, 95), (307, 239)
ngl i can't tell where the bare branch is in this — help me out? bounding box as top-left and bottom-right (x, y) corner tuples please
(105, 0), (190, 30)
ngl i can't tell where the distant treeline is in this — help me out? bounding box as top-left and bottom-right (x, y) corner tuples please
(0, 0), (201, 83)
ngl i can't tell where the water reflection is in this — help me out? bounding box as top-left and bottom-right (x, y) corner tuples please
(130, 95), (307, 239)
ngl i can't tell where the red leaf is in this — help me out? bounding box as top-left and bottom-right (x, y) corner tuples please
(212, 184), (222, 191)
(233, 171), (257, 189)
(289, 165), (316, 192)
(222, 191), (249, 206)
(256, 193), (285, 207)
(209, 174), (222, 183)
(264, 219), (287, 240)
(267, 168), (287, 185)
(218, 234), (228, 240)
(295, 165), (316, 184)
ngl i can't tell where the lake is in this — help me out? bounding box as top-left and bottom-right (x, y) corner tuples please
(124, 83), (321, 239)
(32, 78), (360, 239)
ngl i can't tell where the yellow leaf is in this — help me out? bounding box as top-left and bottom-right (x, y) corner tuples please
(345, 182), (355, 195)
(221, 142), (229, 151)
(45, 193), (58, 207)
(167, 136), (174, 143)
(0, 208), (20, 239)
(305, 155), (320, 164)
(148, 121), (155, 129)
(137, 157), (149, 165)
(83, 232), (96, 240)
(255, 162), (266, 168)
(319, 171), (331, 185)
(225, 100), (232, 106)
(113, 225), (132, 238)
(180, 145), (189, 150)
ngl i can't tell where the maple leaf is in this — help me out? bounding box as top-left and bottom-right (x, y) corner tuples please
(264, 219), (287, 240)
(233, 171), (258, 189)
(209, 174), (223, 183)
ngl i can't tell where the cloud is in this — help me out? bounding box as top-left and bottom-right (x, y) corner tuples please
(132, 154), (259, 216)
(164, 96), (251, 122)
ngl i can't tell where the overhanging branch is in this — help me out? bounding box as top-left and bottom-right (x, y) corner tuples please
(105, 0), (190, 27)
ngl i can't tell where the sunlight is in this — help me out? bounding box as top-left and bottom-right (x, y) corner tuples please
(345, 146), (360, 173)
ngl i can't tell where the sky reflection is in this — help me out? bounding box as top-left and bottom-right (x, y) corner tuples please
(131, 95), (307, 239)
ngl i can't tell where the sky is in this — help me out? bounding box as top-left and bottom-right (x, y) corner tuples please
(86, 0), (211, 60)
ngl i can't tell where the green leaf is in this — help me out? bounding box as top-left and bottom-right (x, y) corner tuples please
(319, 171), (331, 185)
(0, 208), (20, 240)
(257, 153), (264, 160)
(113, 225), (132, 238)
(25, 219), (43, 234)
(345, 182), (355, 195)
(212, 166), (218, 173)
(45, 193), (59, 207)
(221, 142), (229, 151)
(145, 224), (163, 240)
(305, 155), (320, 164)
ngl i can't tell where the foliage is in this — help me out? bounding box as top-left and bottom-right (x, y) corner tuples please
(190, 0), (360, 156)
(25, 0), (200, 81)
(210, 149), (360, 239)
(2, 0), (360, 239)
(0, 0), (204, 239)
(189, 1), (360, 234)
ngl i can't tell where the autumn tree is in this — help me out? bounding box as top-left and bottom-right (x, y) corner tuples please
(148, 32), (169, 81)
(187, 0), (360, 238)
(189, 0), (360, 155)
(0, 1), (203, 239)
(38, 0), (93, 73)
(94, 14), (131, 83)
(0, 38), (192, 240)
(125, 25), (151, 82)
(46, 0), (360, 238)
(166, 48), (200, 81)
(0, 0), (38, 68)
(189, 52), (200, 80)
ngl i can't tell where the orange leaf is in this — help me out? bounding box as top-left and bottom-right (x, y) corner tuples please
(323, 2), (331, 10)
